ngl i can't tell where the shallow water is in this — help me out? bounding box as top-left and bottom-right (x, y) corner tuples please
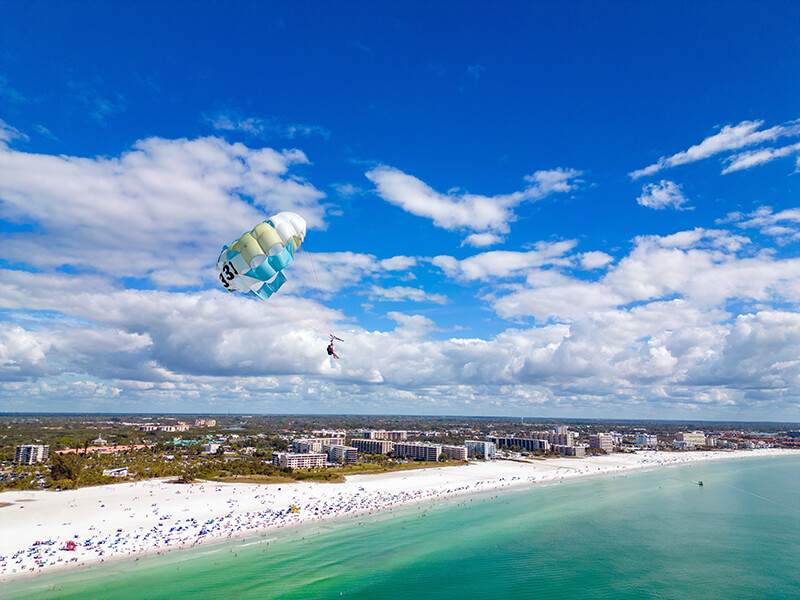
(5, 454), (800, 599)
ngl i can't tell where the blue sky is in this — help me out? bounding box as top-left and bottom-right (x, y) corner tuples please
(1, 1), (800, 419)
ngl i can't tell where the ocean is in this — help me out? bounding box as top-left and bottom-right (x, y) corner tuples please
(5, 454), (800, 599)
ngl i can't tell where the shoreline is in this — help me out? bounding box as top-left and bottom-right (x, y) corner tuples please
(2, 448), (797, 583)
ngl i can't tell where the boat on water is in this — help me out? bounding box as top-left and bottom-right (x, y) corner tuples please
(698, 480), (704, 486)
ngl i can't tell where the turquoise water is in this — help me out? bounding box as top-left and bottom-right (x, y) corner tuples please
(5, 454), (800, 599)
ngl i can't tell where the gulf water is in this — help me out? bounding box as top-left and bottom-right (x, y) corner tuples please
(5, 454), (800, 599)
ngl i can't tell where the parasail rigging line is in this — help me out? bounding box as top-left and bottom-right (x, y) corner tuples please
(291, 240), (337, 338)
(249, 293), (330, 337)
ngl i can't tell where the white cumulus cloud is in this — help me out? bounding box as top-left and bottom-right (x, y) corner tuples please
(0, 134), (327, 287)
(637, 180), (690, 210)
(365, 165), (581, 245)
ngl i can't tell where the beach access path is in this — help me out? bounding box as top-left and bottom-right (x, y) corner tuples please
(1, 448), (795, 581)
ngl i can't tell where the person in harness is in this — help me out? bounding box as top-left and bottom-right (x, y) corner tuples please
(327, 340), (340, 359)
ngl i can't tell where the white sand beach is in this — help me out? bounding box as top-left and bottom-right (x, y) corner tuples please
(0, 448), (795, 581)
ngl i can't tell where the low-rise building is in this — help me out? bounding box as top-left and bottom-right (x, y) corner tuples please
(55, 444), (153, 455)
(102, 467), (129, 477)
(202, 443), (221, 454)
(553, 444), (585, 457)
(272, 452), (327, 469)
(14, 444), (49, 465)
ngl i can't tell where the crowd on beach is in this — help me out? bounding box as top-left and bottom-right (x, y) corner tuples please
(1, 448), (795, 580)
(0, 480), (508, 577)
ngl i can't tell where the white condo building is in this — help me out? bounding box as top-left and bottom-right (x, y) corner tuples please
(440, 444), (468, 461)
(635, 433), (658, 447)
(588, 433), (614, 452)
(394, 442), (442, 462)
(327, 445), (358, 464)
(361, 430), (408, 441)
(465, 440), (496, 459)
(272, 452), (327, 469)
(293, 439), (323, 453)
(488, 436), (550, 452)
(675, 431), (706, 446)
(14, 444), (49, 465)
(530, 430), (577, 446)
(292, 437), (347, 453)
(351, 438), (395, 454)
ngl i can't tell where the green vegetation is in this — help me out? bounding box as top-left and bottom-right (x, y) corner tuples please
(1, 414), (796, 492)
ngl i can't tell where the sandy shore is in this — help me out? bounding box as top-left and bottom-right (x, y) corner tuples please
(1, 448), (795, 581)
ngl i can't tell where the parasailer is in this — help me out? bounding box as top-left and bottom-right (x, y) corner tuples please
(216, 212), (342, 347)
(327, 340), (339, 359)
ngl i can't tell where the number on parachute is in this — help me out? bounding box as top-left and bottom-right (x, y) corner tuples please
(222, 263), (238, 280)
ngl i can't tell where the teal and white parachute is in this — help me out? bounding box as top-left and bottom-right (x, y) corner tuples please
(216, 212), (306, 301)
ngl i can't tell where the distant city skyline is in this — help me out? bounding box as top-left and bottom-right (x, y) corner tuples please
(1, 2), (800, 420)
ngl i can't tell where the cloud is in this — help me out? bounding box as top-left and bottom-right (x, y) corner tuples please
(0, 118), (29, 144)
(578, 251), (614, 270)
(724, 206), (800, 243)
(432, 240), (577, 281)
(0, 133), (327, 286)
(365, 165), (581, 244)
(694, 311), (800, 389)
(0, 76), (26, 104)
(349, 40), (372, 55)
(0, 323), (52, 380)
(523, 169), (582, 195)
(722, 142), (800, 174)
(332, 183), (361, 197)
(487, 227), (800, 324)
(467, 64), (486, 79)
(206, 111), (331, 141)
(366, 286), (448, 304)
(291, 252), (396, 295)
(3, 225), (800, 418)
(67, 80), (127, 125)
(630, 118), (800, 179)
(33, 125), (58, 141)
(378, 256), (417, 271)
(637, 180), (690, 210)
(4, 125), (800, 418)
(462, 232), (503, 248)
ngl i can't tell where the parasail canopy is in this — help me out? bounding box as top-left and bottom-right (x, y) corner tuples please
(216, 212), (307, 301)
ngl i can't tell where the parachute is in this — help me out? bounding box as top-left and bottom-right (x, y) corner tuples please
(216, 212), (307, 301)
(216, 211), (341, 347)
